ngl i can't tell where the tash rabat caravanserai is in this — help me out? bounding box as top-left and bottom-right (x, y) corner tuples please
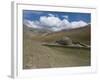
(23, 10), (91, 69)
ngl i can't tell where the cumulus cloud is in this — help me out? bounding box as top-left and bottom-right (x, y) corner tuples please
(24, 20), (41, 29)
(51, 19), (71, 31)
(71, 20), (88, 29)
(24, 13), (88, 31)
(40, 16), (61, 27)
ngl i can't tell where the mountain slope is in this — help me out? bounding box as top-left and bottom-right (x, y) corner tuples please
(23, 24), (91, 69)
(41, 24), (91, 44)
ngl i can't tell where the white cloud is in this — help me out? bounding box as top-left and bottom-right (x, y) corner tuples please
(24, 15), (88, 32)
(40, 16), (61, 27)
(71, 20), (88, 29)
(52, 19), (71, 31)
(62, 15), (69, 19)
(24, 20), (41, 29)
(39, 15), (73, 31)
(48, 13), (55, 17)
(24, 20), (33, 27)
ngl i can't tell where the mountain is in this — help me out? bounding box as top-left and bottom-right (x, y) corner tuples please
(23, 21), (90, 45)
(41, 24), (91, 45)
(23, 24), (52, 33)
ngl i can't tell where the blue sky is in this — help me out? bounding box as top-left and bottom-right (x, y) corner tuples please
(23, 10), (91, 23)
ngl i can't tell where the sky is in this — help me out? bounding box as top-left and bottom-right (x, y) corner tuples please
(23, 10), (91, 31)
